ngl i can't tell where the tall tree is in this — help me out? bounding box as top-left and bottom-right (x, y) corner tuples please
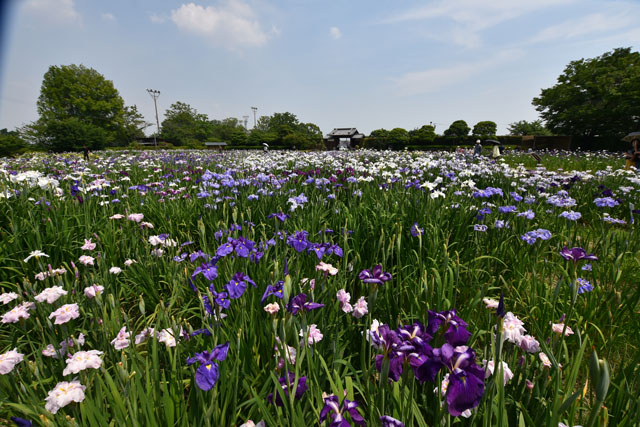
(532, 48), (640, 138)
(248, 112), (321, 148)
(410, 125), (436, 146)
(387, 127), (410, 149)
(472, 121), (497, 139)
(443, 120), (470, 139)
(29, 64), (130, 151)
(507, 120), (551, 136)
(160, 102), (212, 146)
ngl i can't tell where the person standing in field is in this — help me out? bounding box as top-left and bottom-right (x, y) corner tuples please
(82, 146), (90, 161)
(492, 143), (501, 159)
(473, 140), (482, 156)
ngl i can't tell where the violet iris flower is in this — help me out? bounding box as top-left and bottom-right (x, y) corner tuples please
(319, 395), (365, 426)
(359, 265), (392, 285)
(410, 222), (424, 237)
(559, 247), (598, 264)
(186, 342), (230, 391)
(426, 310), (471, 346)
(287, 231), (310, 252)
(267, 372), (308, 406)
(261, 281), (284, 303)
(225, 272), (256, 299)
(380, 415), (404, 427)
(192, 261), (218, 281)
(286, 293), (324, 315)
(267, 212), (290, 222)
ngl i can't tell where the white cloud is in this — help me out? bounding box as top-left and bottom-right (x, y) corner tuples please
(529, 11), (636, 44)
(171, 1), (268, 49)
(393, 49), (524, 95)
(385, 0), (575, 47)
(101, 12), (116, 22)
(150, 13), (167, 24)
(24, 0), (81, 25)
(329, 26), (342, 40)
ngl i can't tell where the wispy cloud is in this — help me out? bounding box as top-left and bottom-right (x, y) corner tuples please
(329, 27), (342, 40)
(101, 12), (116, 23)
(171, 1), (269, 49)
(385, 0), (575, 48)
(393, 49), (524, 96)
(24, 0), (81, 25)
(149, 13), (167, 24)
(529, 10), (637, 44)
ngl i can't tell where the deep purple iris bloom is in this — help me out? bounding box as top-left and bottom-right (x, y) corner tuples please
(576, 278), (594, 294)
(359, 265), (392, 285)
(287, 231), (310, 252)
(410, 222), (424, 237)
(267, 372), (308, 406)
(380, 415), (404, 427)
(319, 395), (365, 426)
(186, 342), (230, 391)
(559, 247), (598, 264)
(286, 293), (325, 315)
(10, 417), (32, 427)
(426, 310), (471, 346)
(225, 272), (257, 299)
(267, 212), (290, 222)
(261, 281), (284, 303)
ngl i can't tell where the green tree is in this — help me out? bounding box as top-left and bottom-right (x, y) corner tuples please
(507, 120), (552, 136)
(365, 129), (389, 149)
(443, 120), (470, 139)
(30, 64), (132, 151)
(0, 129), (27, 157)
(532, 47), (640, 138)
(472, 121), (497, 139)
(387, 127), (410, 149)
(116, 105), (149, 146)
(410, 125), (436, 146)
(160, 102), (212, 146)
(250, 112), (322, 148)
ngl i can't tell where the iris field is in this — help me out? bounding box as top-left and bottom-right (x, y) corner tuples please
(0, 149), (639, 426)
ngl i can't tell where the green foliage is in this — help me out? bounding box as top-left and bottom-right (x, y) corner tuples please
(410, 125), (436, 146)
(247, 112), (322, 148)
(507, 120), (552, 136)
(387, 128), (410, 149)
(533, 47), (640, 138)
(364, 129), (389, 149)
(26, 64), (144, 151)
(0, 129), (27, 157)
(472, 121), (498, 139)
(161, 101), (213, 146)
(443, 120), (470, 139)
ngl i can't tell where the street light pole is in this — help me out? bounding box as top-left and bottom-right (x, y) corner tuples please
(146, 89), (161, 147)
(251, 106), (257, 128)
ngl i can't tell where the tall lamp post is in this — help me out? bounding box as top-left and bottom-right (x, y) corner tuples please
(146, 89), (161, 147)
(251, 106), (257, 128)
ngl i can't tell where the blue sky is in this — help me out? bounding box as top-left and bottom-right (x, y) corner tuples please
(1, 0), (639, 136)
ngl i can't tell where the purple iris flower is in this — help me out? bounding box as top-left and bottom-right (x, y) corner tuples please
(307, 243), (327, 260)
(426, 310), (471, 346)
(380, 415), (404, 427)
(594, 197), (619, 208)
(559, 247), (598, 264)
(373, 325), (404, 382)
(210, 289), (230, 309)
(516, 209), (535, 220)
(216, 240), (235, 257)
(186, 342), (230, 391)
(510, 192), (523, 202)
(261, 281), (284, 303)
(474, 224), (488, 232)
(267, 212), (290, 222)
(192, 262), (218, 281)
(174, 253), (188, 262)
(287, 293), (324, 315)
(287, 231), (310, 252)
(498, 205), (517, 214)
(359, 265), (392, 285)
(10, 417), (32, 427)
(576, 278), (594, 294)
(267, 372), (308, 406)
(189, 250), (210, 263)
(410, 222), (424, 237)
(558, 210), (582, 221)
(225, 272), (257, 299)
(319, 395), (365, 426)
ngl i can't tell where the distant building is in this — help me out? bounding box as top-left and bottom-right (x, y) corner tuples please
(324, 128), (365, 150)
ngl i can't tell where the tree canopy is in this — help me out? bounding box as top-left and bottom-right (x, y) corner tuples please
(443, 120), (470, 139)
(160, 101), (213, 147)
(249, 112), (321, 149)
(472, 121), (497, 139)
(507, 120), (551, 136)
(532, 47), (640, 138)
(410, 125), (436, 146)
(26, 64), (144, 151)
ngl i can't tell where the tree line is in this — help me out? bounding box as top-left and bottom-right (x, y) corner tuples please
(1, 47), (638, 155)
